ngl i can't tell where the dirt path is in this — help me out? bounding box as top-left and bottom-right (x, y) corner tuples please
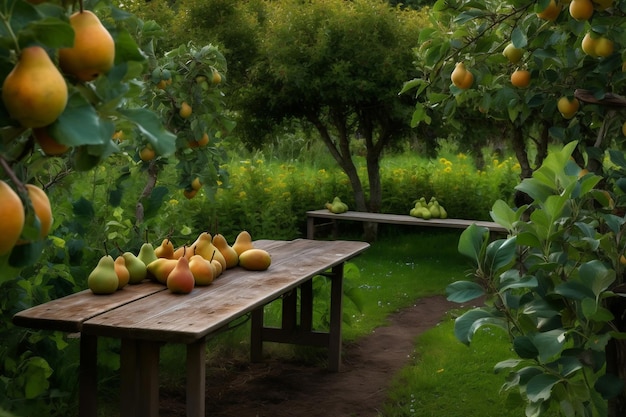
(160, 295), (457, 417)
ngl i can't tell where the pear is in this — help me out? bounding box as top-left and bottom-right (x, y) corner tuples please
(439, 205), (448, 219)
(59, 10), (115, 81)
(232, 230), (254, 256)
(154, 238), (175, 259)
(212, 234), (239, 269)
(211, 258), (223, 278)
(188, 254), (215, 286)
(122, 251), (147, 284)
(146, 258), (178, 285)
(172, 245), (186, 259)
(2, 46), (68, 128)
(137, 242), (158, 267)
(239, 249), (272, 271)
(429, 202), (441, 219)
(167, 256), (195, 294)
(88, 255), (119, 294)
(190, 232), (227, 270)
(114, 256), (130, 289)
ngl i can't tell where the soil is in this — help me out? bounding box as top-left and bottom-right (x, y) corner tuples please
(159, 295), (458, 417)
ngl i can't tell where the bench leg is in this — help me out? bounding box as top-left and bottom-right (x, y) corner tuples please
(79, 334), (98, 417)
(328, 264), (344, 372)
(186, 337), (206, 417)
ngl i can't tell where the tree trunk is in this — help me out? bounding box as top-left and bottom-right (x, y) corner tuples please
(307, 112), (368, 213)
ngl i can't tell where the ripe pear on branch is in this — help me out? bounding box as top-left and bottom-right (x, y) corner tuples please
(324, 196), (348, 214)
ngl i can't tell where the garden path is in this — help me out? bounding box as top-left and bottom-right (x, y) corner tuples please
(159, 295), (458, 417)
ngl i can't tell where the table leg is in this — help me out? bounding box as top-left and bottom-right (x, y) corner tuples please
(307, 216), (315, 239)
(120, 339), (139, 417)
(328, 263), (344, 372)
(138, 341), (160, 417)
(250, 307), (264, 362)
(79, 334), (98, 417)
(186, 337), (206, 417)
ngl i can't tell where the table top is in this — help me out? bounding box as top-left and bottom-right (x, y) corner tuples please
(13, 239), (369, 344)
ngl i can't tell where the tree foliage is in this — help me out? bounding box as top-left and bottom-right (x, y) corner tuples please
(404, 0), (626, 180)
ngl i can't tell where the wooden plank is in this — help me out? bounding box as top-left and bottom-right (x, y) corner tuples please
(12, 281), (166, 333)
(306, 209), (507, 233)
(82, 239), (369, 344)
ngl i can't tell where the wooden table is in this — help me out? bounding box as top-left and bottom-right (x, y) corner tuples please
(306, 209), (507, 239)
(12, 238), (369, 417)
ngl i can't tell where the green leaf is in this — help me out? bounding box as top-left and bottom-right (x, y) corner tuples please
(22, 357), (52, 399)
(52, 91), (111, 147)
(526, 373), (561, 402)
(494, 358), (525, 373)
(595, 373), (625, 400)
(555, 281), (595, 300)
(484, 236), (517, 276)
(511, 26), (528, 48)
(454, 308), (495, 345)
(489, 199), (526, 231)
(513, 335), (539, 359)
(532, 329), (566, 363)
(457, 223), (489, 262)
(27, 17), (74, 48)
(445, 280), (485, 303)
(118, 108), (176, 156)
(579, 260), (615, 297)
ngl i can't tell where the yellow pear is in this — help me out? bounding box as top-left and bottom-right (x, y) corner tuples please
(188, 254), (215, 286)
(212, 234), (239, 269)
(238, 249), (272, 271)
(59, 10), (115, 81)
(211, 258), (223, 278)
(0, 181), (24, 255)
(189, 232), (227, 270)
(232, 231), (255, 256)
(146, 258), (178, 285)
(2, 46), (68, 128)
(154, 238), (175, 259)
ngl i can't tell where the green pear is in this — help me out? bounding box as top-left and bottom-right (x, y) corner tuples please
(137, 242), (158, 266)
(418, 206), (432, 220)
(439, 205), (448, 219)
(88, 255), (119, 294)
(429, 201), (441, 218)
(122, 251), (148, 284)
(167, 256), (195, 294)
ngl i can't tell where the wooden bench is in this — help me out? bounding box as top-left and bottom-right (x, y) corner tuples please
(13, 238), (369, 417)
(306, 209), (507, 239)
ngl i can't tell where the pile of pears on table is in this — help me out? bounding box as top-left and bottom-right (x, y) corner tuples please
(87, 231), (272, 295)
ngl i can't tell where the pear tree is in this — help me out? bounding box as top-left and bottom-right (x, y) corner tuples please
(409, 1), (626, 415)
